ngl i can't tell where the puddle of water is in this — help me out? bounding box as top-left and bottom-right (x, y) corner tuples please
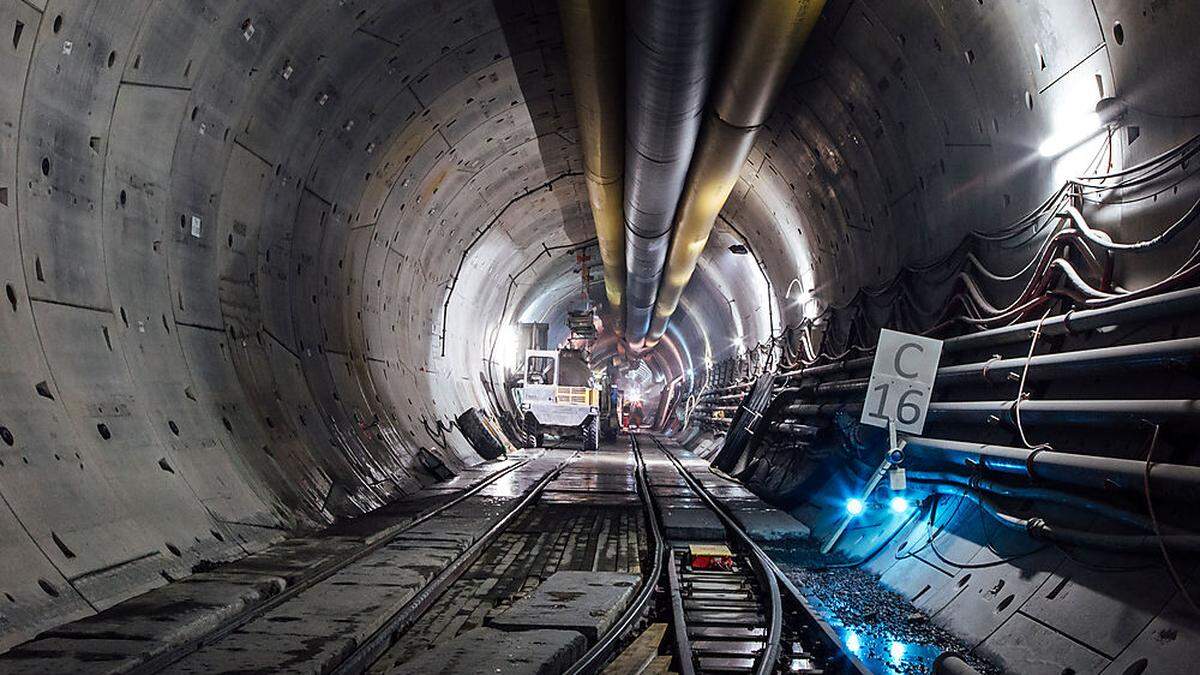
(834, 625), (946, 675)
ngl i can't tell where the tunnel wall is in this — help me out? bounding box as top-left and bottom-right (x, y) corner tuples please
(2, 0), (1199, 662)
(0, 0), (612, 650)
(697, 1), (1200, 671)
(724, 0), (1200, 336)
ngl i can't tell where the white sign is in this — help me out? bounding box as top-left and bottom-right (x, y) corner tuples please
(861, 329), (943, 434)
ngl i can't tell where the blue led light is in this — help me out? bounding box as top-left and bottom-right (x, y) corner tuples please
(890, 641), (906, 664)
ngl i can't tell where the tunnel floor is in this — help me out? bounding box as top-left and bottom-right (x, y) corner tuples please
(768, 549), (1000, 675)
(369, 460), (648, 672)
(0, 436), (1006, 674)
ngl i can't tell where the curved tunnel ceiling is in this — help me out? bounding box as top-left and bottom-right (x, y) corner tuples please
(0, 0), (1198, 653)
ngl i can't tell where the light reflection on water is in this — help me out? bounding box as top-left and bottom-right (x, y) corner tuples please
(836, 626), (943, 674)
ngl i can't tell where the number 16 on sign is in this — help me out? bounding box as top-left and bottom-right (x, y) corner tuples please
(861, 329), (943, 435)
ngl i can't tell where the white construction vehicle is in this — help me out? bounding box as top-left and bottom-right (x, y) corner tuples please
(518, 348), (600, 451)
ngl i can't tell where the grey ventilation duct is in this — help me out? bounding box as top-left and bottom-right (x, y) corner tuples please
(645, 0), (826, 347)
(622, 0), (727, 348)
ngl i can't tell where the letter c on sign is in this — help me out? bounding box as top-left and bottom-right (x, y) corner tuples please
(894, 342), (924, 379)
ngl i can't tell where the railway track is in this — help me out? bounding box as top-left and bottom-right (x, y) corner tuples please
(126, 434), (861, 674)
(123, 454), (571, 675)
(567, 433), (868, 675)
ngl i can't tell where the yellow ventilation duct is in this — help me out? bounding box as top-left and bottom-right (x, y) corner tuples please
(559, 0), (627, 336)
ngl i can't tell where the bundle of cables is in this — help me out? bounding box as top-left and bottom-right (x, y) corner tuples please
(711, 372), (777, 474)
(696, 131), (1200, 387)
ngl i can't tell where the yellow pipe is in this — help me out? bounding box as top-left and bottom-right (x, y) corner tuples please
(644, 0), (825, 347)
(559, 0), (626, 335)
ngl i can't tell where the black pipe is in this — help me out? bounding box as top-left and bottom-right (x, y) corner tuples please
(774, 286), (1200, 380)
(781, 399), (1200, 426)
(933, 653), (981, 675)
(906, 472), (1161, 533)
(904, 436), (1200, 502)
(699, 287), (1200, 400)
(807, 336), (1200, 398)
(924, 483), (1200, 552)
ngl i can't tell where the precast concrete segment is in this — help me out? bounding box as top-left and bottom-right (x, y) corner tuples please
(368, 441), (647, 672)
(641, 436), (810, 543)
(487, 570), (641, 643)
(0, 451), (565, 674)
(389, 627), (588, 675)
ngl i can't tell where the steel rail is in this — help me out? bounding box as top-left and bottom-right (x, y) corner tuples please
(331, 457), (573, 674)
(564, 434), (667, 675)
(666, 538), (698, 675)
(132, 457), (546, 674)
(648, 436), (783, 675)
(649, 433), (873, 675)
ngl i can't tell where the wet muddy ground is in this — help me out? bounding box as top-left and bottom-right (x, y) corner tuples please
(766, 545), (1000, 674)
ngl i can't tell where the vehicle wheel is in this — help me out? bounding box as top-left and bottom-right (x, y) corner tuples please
(523, 414), (543, 448)
(581, 415), (599, 452)
(601, 416), (617, 442)
(455, 408), (505, 460)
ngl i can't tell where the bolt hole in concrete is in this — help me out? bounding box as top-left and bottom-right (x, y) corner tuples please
(0, 426), (13, 446)
(51, 532), (75, 559)
(1123, 658), (1149, 675)
(165, 542), (182, 557)
(107, 50), (115, 67)
(37, 579), (58, 598)
(168, 420), (179, 436)
(40, 157), (49, 176)
(1113, 21), (1125, 46)
(5, 283), (15, 311)
(51, 15), (61, 34)
(96, 423), (111, 440)
(996, 593), (1015, 612)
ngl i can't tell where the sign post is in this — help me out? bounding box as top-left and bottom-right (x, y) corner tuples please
(860, 329), (943, 435)
(821, 329), (943, 555)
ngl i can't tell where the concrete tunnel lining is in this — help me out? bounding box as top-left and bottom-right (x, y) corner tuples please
(0, 0), (1199, 670)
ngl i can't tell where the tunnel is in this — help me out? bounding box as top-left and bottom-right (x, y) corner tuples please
(1, 0), (1199, 673)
